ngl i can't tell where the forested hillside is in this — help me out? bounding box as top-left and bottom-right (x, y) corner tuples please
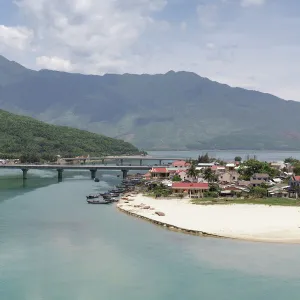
(0, 109), (140, 159)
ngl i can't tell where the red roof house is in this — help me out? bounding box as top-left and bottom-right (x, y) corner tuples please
(172, 160), (191, 168)
(150, 167), (170, 178)
(172, 182), (209, 198)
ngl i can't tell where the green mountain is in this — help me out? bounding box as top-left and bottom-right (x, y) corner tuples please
(1, 55), (300, 150)
(0, 109), (140, 158)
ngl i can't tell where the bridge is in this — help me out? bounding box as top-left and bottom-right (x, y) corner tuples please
(0, 164), (159, 180)
(62, 156), (191, 166)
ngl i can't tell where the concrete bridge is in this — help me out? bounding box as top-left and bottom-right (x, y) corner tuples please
(62, 156), (191, 166)
(0, 164), (157, 180)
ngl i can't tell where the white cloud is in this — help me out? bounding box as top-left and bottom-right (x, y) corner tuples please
(36, 56), (73, 72)
(13, 0), (167, 73)
(0, 25), (33, 50)
(241, 0), (266, 7)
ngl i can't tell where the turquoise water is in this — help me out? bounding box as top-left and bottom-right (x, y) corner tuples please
(1, 170), (300, 299)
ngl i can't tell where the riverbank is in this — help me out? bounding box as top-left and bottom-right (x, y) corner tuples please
(118, 194), (300, 243)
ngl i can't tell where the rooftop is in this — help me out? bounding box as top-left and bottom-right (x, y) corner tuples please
(172, 182), (209, 189)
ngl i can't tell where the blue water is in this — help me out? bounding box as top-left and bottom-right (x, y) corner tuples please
(1, 168), (300, 299)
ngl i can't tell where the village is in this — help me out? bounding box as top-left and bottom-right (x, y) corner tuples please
(141, 155), (300, 201)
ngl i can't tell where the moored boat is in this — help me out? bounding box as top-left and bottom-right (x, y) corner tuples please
(86, 194), (101, 199)
(86, 198), (112, 204)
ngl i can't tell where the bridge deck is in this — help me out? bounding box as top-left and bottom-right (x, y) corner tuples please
(0, 164), (156, 171)
(62, 156), (190, 161)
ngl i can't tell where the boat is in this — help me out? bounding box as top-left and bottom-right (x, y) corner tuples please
(108, 193), (120, 197)
(110, 198), (119, 202)
(87, 198), (112, 204)
(94, 178), (100, 182)
(86, 194), (101, 199)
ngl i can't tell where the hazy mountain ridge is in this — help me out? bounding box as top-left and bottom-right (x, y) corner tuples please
(1, 55), (300, 150)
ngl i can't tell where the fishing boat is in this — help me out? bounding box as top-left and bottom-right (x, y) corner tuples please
(87, 198), (111, 204)
(86, 194), (101, 199)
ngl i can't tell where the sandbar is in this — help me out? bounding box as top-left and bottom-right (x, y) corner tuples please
(118, 194), (300, 243)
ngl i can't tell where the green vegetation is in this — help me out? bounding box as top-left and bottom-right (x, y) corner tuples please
(187, 162), (199, 180)
(283, 157), (300, 175)
(146, 183), (172, 198)
(0, 109), (140, 159)
(3, 55), (300, 150)
(249, 186), (268, 198)
(191, 198), (300, 207)
(238, 159), (280, 180)
(234, 156), (242, 162)
(172, 175), (182, 182)
(203, 168), (218, 183)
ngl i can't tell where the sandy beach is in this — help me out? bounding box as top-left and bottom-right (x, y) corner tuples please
(118, 194), (300, 243)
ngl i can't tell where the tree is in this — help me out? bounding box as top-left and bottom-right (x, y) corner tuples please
(284, 157), (299, 165)
(187, 162), (199, 181)
(293, 164), (300, 176)
(238, 159), (279, 180)
(203, 168), (218, 183)
(172, 175), (182, 182)
(250, 186), (268, 198)
(198, 153), (210, 163)
(234, 156), (242, 162)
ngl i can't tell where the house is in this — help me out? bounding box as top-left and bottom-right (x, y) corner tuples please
(150, 167), (170, 178)
(250, 173), (270, 187)
(172, 182), (209, 198)
(143, 172), (151, 180)
(218, 171), (240, 183)
(196, 163), (216, 171)
(268, 184), (289, 198)
(270, 161), (285, 170)
(288, 176), (300, 198)
(225, 163), (236, 171)
(172, 160), (191, 168)
(174, 169), (189, 181)
(211, 165), (226, 173)
(250, 179), (266, 187)
(252, 173), (270, 181)
(220, 185), (249, 197)
(237, 180), (251, 188)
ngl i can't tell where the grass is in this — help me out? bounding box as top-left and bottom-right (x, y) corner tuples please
(191, 197), (300, 207)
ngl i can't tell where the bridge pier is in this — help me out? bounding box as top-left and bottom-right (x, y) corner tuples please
(159, 160), (162, 165)
(90, 169), (97, 180)
(120, 159), (124, 166)
(21, 168), (29, 180)
(57, 169), (64, 181)
(140, 159), (143, 166)
(121, 169), (128, 179)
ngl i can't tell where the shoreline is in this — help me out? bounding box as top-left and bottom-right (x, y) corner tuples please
(117, 194), (300, 244)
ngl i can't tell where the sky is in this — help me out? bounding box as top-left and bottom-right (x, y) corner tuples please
(0, 0), (299, 100)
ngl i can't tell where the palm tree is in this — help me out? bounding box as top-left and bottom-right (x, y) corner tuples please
(203, 168), (218, 183)
(187, 162), (199, 182)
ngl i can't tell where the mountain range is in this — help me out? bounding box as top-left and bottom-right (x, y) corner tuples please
(1, 54), (300, 150)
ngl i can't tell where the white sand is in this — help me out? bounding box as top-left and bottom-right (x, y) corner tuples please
(118, 194), (300, 243)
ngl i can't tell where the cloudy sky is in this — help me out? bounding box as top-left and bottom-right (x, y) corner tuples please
(0, 0), (299, 100)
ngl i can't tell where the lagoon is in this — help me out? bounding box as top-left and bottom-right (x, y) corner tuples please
(1, 167), (300, 299)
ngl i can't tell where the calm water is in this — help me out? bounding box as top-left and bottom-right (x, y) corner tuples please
(1, 162), (300, 299)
